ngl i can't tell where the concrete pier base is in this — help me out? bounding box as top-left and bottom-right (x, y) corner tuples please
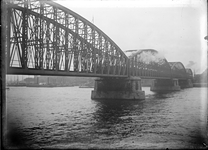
(91, 77), (145, 100)
(150, 79), (181, 92)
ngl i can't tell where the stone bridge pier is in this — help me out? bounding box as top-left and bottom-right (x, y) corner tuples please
(91, 77), (145, 100)
(150, 79), (181, 92)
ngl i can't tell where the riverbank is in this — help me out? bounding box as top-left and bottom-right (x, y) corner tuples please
(193, 83), (207, 87)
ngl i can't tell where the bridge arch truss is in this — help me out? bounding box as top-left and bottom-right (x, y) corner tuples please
(185, 69), (193, 79)
(6, 0), (128, 77)
(125, 49), (172, 79)
(169, 62), (189, 79)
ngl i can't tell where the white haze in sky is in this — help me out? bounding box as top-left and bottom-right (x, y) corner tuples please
(137, 51), (165, 65)
(6, 0), (207, 82)
(125, 49), (165, 65)
(55, 0), (207, 74)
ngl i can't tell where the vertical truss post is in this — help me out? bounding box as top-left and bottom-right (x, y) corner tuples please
(22, 0), (28, 69)
(46, 22), (50, 70)
(135, 55), (138, 76)
(122, 57), (126, 75)
(65, 13), (69, 71)
(74, 17), (79, 72)
(131, 57), (134, 76)
(129, 58), (132, 76)
(53, 7), (57, 71)
(55, 26), (59, 71)
(115, 51), (118, 75)
(112, 48), (116, 75)
(127, 58), (130, 77)
(132, 56), (136, 76)
(104, 40), (109, 74)
(84, 23), (88, 73)
(99, 35), (104, 74)
(108, 43), (112, 74)
(39, 1), (44, 70)
(134, 56), (137, 76)
(6, 3), (11, 69)
(80, 39), (84, 72)
(92, 29), (97, 74)
(56, 27), (60, 71)
(34, 17), (38, 69)
(79, 23), (84, 72)
(118, 54), (121, 75)
(132, 58), (134, 76)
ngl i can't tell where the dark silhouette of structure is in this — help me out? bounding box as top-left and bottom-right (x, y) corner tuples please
(4, 0), (194, 99)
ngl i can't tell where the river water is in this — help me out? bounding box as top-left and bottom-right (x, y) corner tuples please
(5, 86), (208, 149)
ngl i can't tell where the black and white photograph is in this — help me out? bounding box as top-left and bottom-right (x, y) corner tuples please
(1, 0), (207, 149)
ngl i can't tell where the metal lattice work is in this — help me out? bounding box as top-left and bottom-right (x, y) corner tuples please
(5, 0), (193, 80)
(125, 49), (172, 79)
(186, 69), (193, 78)
(6, 0), (128, 77)
(169, 62), (188, 78)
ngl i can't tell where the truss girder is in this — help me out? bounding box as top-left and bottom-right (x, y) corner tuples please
(6, 0), (192, 80)
(186, 69), (193, 78)
(126, 49), (172, 78)
(126, 49), (192, 79)
(169, 62), (190, 79)
(7, 0), (128, 77)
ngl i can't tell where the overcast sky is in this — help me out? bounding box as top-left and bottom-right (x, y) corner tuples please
(7, 0), (207, 81)
(55, 0), (207, 74)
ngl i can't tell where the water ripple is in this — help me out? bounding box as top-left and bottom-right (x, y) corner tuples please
(6, 87), (207, 149)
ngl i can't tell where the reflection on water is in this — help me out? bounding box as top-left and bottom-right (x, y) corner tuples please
(5, 87), (207, 149)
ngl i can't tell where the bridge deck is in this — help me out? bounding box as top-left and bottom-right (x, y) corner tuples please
(4, 0), (193, 81)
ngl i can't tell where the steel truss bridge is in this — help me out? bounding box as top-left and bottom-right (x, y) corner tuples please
(4, 0), (193, 80)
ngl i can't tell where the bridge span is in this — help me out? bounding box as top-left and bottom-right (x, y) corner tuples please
(4, 0), (194, 100)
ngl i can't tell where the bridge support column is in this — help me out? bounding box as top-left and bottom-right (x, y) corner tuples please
(91, 77), (145, 100)
(178, 79), (193, 88)
(150, 79), (181, 92)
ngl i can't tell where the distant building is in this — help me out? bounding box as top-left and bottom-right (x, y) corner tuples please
(29, 76), (95, 86)
(194, 68), (207, 87)
(200, 68), (207, 83)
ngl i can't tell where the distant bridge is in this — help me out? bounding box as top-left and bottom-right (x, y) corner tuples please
(5, 0), (193, 81)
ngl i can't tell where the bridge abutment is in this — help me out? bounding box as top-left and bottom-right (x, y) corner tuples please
(150, 79), (181, 92)
(91, 77), (145, 100)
